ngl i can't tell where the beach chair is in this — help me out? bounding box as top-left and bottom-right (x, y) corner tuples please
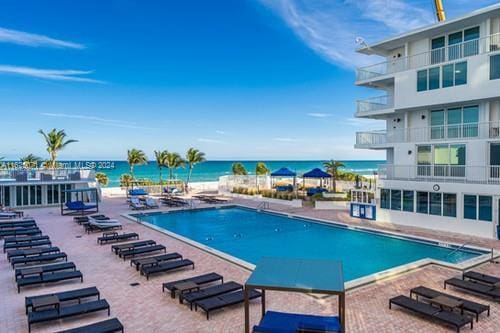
(16, 262), (76, 282)
(462, 271), (500, 285)
(25, 286), (100, 314)
(97, 232), (139, 245)
(112, 240), (156, 255)
(444, 278), (500, 300)
(130, 197), (146, 210)
(4, 239), (52, 252)
(17, 270), (83, 293)
(7, 246), (60, 262)
(11, 252), (67, 268)
(119, 244), (166, 260)
(141, 259), (195, 279)
(162, 272), (224, 298)
(194, 289), (262, 320)
(253, 310), (341, 333)
(0, 227), (42, 238)
(145, 197), (159, 209)
(54, 318), (124, 333)
(28, 299), (110, 333)
(130, 252), (182, 271)
(389, 295), (473, 332)
(0, 220), (36, 229)
(183, 281), (243, 310)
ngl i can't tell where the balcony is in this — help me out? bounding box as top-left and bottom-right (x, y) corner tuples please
(355, 121), (500, 148)
(0, 168), (96, 185)
(356, 32), (500, 83)
(379, 164), (500, 185)
(356, 95), (394, 117)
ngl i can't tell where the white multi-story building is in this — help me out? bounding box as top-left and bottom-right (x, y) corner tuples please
(354, 4), (500, 239)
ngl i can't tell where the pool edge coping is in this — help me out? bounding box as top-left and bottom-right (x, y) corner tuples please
(121, 204), (499, 291)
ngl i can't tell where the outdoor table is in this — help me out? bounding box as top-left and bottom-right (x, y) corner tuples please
(20, 266), (43, 278)
(32, 295), (60, 312)
(174, 281), (200, 303)
(430, 295), (463, 311)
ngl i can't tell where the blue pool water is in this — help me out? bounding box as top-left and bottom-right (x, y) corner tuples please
(134, 207), (485, 281)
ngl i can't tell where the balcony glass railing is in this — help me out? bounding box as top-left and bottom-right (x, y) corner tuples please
(379, 164), (500, 185)
(356, 33), (500, 81)
(0, 168), (95, 183)
(356, 95), (394, 114)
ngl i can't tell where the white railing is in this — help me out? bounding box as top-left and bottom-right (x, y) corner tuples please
(0, 168), (95, 182)
(356, 121), (500, 147)
(356, 33), (500, 81)
(379, 164), (500, 185)
(356, 95), (394, 114)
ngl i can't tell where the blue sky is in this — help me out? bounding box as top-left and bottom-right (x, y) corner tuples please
(0, 0), (497, 161)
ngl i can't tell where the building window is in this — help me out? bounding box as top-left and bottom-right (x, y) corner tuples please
(429, 67), (440, 90)
(391, 190), (401, 210)
(478, 196), (492, 221)
(417, 145), (432, 176)
(448, 31), (463, 60)
(462, 105), (478, 137)
(417, 191), (429, 214)
(464, 195), (493, 221)
(446, 107), (462, 138)
(443, 193), (457, 217)
(441, 62), (467, 88)
(454, 62), (467, 86)
(463, 27), (480, 57)
(430, 192), (442, 216)
(442, 64), (454, 88)
(429, 106), (477, 140)
(403, 191), (414, 212)
(490, 54), (500, 80)
(464, 195), (477, 220)
(417, 70), (428, 91)
(430, 110), (445, 139)
(490, 143), (500, 178)
(431, 36), (445, 64)
(381, 189), (390, 209)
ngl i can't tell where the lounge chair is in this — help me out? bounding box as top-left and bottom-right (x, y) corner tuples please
(145, 197), (159, 209)
(0, 227), (42, 238)
(112, 240), (156, 255)
(463, 271), (500, 285)
(0, 220), (36, 229)
(11, 252), (67, 268)
(162, 272), (224, 298)
(389, 295), (473, 332)
(7, 246), (60, 261)
(184, 281), (243, 310)
(119, 244), (166, 260)
(97, 232), (139, 245)
(130, 252), (182, 271)
(444, 278), (500, 300)
(4, 235), (49, 245)
(130, 197), (146, 210)
(0, 211), (17, 219)
(141, 259), (195, 280)
(28, 299), (110, 333)
(410, 286), (490, 322)
(86, 218), (122, 233)
(4, 239), (52, 252)
(17, 270), (83, 293)
(16, 262), (76, 282)
(54, 318), (124, 333)
(195, 289), (262, 320)
(25, 286), (100, 314)
(129, 188), (148, 197)
(253, 310), (341, 333)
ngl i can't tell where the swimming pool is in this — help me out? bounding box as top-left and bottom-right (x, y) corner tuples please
(132, 206), (487, 282)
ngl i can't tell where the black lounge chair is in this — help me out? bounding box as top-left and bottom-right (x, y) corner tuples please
(3, 239), (52, 252)
(119, 244), (166, 260)
(0, 227), (42, 238)
(184, 281), (243, 310)
(98, 232), (139, 245)
(28, 299), (110, 333)
(112, 240), (156, 255)
(445, 278), (500, 300)
(0, 221), (36, 229)
(162, 272), (224, 298)
(141, 259), (195, 280)
(55, 318), (124, 333)
(26, 286), (100, 314)
(16, 262), (76, 281)
(17, 270), (83, 293)
(131, 252), (182, 271)
(463, 271), (500, 285)
(410, 286), (490, 322)
(4, 234), (49, 245)
(195, 289), (262, 320)
(389, 295), (472, 333)
(7, 246), (60, 262)
(12, 252), (67, 268)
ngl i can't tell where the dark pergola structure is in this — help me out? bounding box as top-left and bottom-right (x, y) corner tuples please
(60, 188), (99, 216)
(245, 257), (345, 333)
(270, 167), (297, 191)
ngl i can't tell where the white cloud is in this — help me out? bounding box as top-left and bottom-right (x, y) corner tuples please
(197, 138), (225, 144)
(0, 27), (85, 49)
(259, 0), (434, 68)
(0, 65), (103, 83)
(273, 137), (301, 142)
(40, 112), (155, 130)
(215, 130), (226, 135)
(307, 112), (332, 118)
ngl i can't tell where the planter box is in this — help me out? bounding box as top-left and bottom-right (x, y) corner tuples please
(314, 201), (349, 210)
(322, 192), (347, 199)
(225, 193), (302, 208)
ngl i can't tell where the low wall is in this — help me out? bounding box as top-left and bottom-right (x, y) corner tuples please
(314, 201), (349, 210)
(225, 192), (302, 208)
(101, 181), (219, 198)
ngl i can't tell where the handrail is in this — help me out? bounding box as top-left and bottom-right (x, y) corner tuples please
(447, 243), (469, 257)
(257, 201), (270, 210)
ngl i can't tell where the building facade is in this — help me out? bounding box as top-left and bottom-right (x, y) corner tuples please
(354, 5), (500, 238)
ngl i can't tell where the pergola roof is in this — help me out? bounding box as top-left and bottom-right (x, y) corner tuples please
(302, 168), (331, 179)
(270, 167), (296, 177)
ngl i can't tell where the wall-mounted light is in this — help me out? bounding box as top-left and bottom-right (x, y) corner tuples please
(408, 150), (412, 155)
(421, 115), (426, 120)
(397, 118), (401, 123)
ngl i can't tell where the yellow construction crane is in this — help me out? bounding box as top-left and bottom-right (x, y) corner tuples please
(434, 0), (446, 22)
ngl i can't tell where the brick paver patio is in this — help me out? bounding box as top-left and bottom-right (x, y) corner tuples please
(1, 196), (498, 332)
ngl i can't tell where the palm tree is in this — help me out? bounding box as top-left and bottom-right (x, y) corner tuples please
(20, 154), (42, 169)
(231, 162), (247, 175)
(119, 173), (133, 188)
(185, 148), (206, 189)
(95, 172), (109, 186)
(255, 162), (269, 192)
(126, 149), (148, 180)
(165, 152), (185, 181)
(38, 129), (78, 168)
(154, 150), (168, 185)
(323, 159), (345, 192)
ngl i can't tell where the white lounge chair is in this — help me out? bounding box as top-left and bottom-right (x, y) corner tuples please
(130, 198), (146, 210)
(89, 217), (122, 229)
(0, 212), (17, 219)
(145, 198), (159, 209)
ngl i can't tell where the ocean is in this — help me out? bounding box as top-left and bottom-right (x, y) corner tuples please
(92, 160), (384, 187)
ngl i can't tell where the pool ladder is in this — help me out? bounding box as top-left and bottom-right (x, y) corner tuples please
(446, 242), (469, 257)
(257, 201), (270, 210)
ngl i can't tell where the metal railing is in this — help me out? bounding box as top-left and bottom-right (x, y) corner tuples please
(356, 95), (394, 114)
(379, 164), (500, 184)
(355, 121), (500, 147)
(0, 168), (95, 182)
(356, 33), (500, 81)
